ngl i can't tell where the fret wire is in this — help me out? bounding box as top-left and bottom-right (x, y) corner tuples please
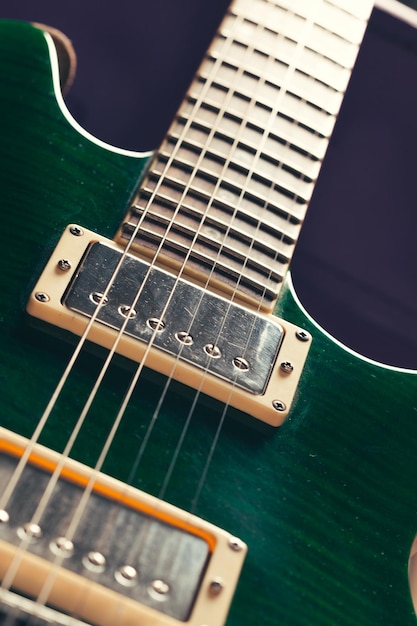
(137, 205), (296, 254)
(130, 194), (295, 254)
(219, 28), (351, 91)
(199, 1), (342, 302)
(154, 153), (313, 205)
(164, 125), (318, 185)
(191, 74), (334, 137)
(123, 11), (249, 273)
(214, 6), (320, 307)
(126, 9), (281, 299)
(120, 230), (283, 303)
(149, 163), (310, 212)
(200, 56), (343, 115)
(120, 0), (373, 308)
(131, 201), (291, 263)
(141, 179), (301, 240)
(123, 215), (285, 283)
(165, 128), (319, 214)
(142, 7), (286, 304)
(234, 0), (367, 47)
(156, 6), (316, 300)
(164, 130), (322, 182)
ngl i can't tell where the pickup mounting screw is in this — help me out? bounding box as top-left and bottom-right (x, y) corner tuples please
(296, 329), (310, 342)
(69, 226), (83, 237)
(57, 259), (72, 272)
(280, 361), (294, 373)
(0, 510), (9, 524)
(209, 577), (225, 596)
(272, 400), (286, 412)
(35, 292), (50, 303)
(228, 537), (244, 552)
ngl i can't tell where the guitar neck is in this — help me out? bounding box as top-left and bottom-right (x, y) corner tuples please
(117, 0), (374, 311)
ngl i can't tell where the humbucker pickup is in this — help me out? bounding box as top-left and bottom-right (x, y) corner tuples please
(0, 428), (246, 626)
(27, 226), (310, 426)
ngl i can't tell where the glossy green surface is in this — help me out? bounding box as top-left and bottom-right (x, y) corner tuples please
(0, 20), (417, 625)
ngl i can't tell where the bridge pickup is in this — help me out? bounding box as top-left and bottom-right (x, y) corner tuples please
(27, 226), (311, 426)
(0, 429), (246, 626)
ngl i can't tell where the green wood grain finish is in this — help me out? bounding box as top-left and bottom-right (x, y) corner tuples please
(1, 20), (417, 626)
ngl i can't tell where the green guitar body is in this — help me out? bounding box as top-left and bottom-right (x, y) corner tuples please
(1, 20), (417, 626)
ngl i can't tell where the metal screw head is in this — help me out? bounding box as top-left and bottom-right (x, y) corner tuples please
(228, 537), (245, 552)
(35, 292), (50, 303)
(0, 510), (9, 524)
(280, 361), (294, 373)
(57, 259), (72, 271)
(296, 329), (310, 342)
(272, 400), (286, 412)
(209, 577), (225, 596)
(69, 225), (83, 237)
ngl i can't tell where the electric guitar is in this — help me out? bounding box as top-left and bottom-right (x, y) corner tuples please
(0, 1), (416, 625)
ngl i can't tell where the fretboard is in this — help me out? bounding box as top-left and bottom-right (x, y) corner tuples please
(117, 0), (374, 311)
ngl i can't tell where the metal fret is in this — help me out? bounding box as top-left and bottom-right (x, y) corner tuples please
(168, 124), (321, 192)
(218, 33), (353, 93)
(131, 194), (295, 256)
(182, 97), (328, 160)
(191, 74), (335, 136)
(200, 57), (343, 115)
(117, 0), (373, 310)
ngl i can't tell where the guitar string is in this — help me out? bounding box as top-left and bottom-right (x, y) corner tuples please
(1, 0), (336, 608)
(0, 1), (243, 599)
(3, 7), (258, 614)
(0, 0), (240, 525)
(155, 14), (320, 506)
(11, 1), (372, 620)
(1, 0), (354, 616)
(107, 7), (332, 619)
(127, 3), (322, 491)
(34, 2), (331, 615)
(32, 8), (314, 616)
(44, 4), (321, 616)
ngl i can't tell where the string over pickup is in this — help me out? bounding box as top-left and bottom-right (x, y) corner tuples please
(27, 226), (310, 426)
(0, 429), (246, 626)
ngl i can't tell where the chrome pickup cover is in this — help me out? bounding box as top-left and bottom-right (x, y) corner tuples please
(0, 429), (246, 626)
(0, 452), (208, 622)
(27, 226), (311, 426)
(63, 242), (283, 395)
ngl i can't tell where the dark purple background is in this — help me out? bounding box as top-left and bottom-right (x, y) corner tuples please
(2, 1), (417, 368)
